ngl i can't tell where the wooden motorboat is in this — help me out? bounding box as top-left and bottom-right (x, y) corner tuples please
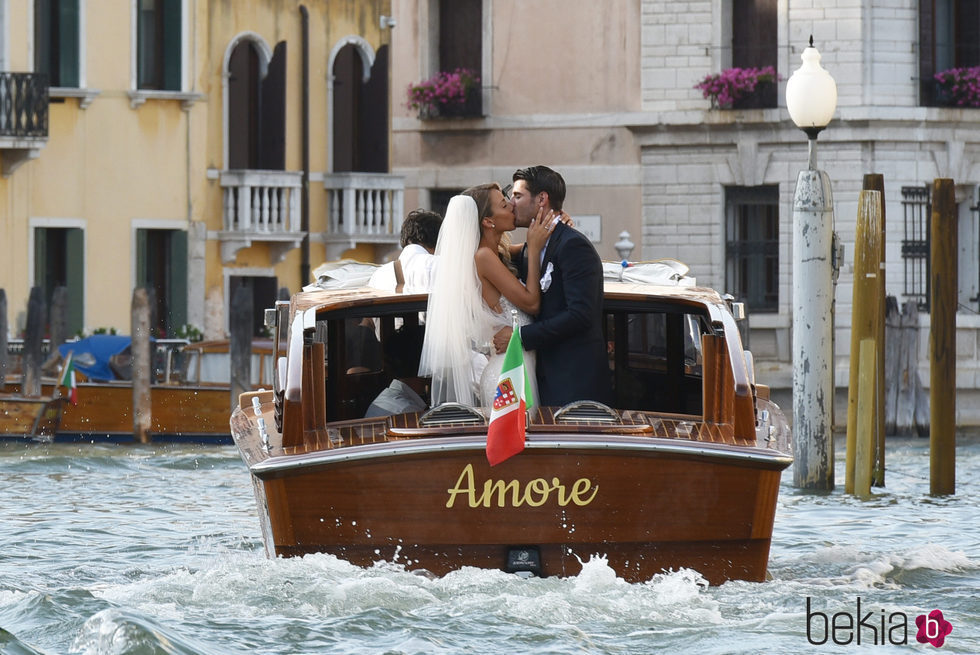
(0, 394), (64, 442)
(231, 280), (792, 584)
(3, 338), (274, 443)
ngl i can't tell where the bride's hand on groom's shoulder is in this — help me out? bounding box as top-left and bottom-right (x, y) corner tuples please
(558, 211), (574, 228)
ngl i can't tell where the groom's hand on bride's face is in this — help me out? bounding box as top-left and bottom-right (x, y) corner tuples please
(493, 326), (513, 354)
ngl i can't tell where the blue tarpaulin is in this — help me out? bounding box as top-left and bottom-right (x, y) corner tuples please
(58, 335), (134, 382)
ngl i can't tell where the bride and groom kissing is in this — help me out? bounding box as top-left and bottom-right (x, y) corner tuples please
(419, 165), (612, 411)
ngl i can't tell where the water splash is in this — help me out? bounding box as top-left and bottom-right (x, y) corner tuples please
(71, 608), (217, 655)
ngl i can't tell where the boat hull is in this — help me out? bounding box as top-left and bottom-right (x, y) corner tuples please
(3, 381), (232, 442)
(0, 395), (64, 441)
(245, 437), (788, 584)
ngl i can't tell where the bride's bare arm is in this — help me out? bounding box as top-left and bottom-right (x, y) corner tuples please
(476, 248), (540, 315)
(476, 209), (553, 315)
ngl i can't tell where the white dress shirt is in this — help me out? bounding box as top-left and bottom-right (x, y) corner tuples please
(368, 244), (438, 293)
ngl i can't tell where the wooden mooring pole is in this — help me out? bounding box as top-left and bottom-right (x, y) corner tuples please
(230, 284), (253, 413)
(22, 287), (46, 398)
(846, 190), (882, 494)
(854, 339), (876, 499)
(0, 289), (8, 383)
(929, 179), (956, 495)
(862, 173), (886, 486)
(45, 286), (69, 369)
(132, 288), (152, 444)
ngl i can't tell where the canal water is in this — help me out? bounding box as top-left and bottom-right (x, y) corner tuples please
(1, 436), (977, 654)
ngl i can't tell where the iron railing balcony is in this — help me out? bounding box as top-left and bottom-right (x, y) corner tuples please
(0, 72), (49, 176)
(0, 72), (48, 137)
(322, 172), (405, 260)
(218, 169), (305, 264)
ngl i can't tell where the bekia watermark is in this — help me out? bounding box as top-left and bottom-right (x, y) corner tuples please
(915, 609), (953, 648)
(806, 597), (953, 647)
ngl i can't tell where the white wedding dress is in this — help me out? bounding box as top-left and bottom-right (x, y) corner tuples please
(419, 194), (537, 410)
(479, 295), (537, 408)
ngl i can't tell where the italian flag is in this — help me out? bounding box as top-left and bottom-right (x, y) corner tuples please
(59, 351), (78, 405)
(486, 326), (534, 466)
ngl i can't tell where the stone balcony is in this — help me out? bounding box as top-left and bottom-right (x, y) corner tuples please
(0, 72), (49, 176)
(218, 169), (304, 264)
(322, 172), (405, 260)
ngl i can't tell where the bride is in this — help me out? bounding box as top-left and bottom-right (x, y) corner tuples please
(419, 183), (553, 407)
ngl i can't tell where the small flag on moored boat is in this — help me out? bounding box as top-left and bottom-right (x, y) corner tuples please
(59, 351), (77, 405)
(486, 324), (533, 466)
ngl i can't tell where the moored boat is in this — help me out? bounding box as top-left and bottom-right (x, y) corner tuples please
(3, 337), (274, 443)
(231, 273), (792, 584)
(0, 394), (64, 442)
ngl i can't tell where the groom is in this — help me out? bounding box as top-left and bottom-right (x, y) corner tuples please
(493, 165), (612, 406)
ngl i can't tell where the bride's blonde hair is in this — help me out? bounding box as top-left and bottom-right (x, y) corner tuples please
(462, 182), (516, 275)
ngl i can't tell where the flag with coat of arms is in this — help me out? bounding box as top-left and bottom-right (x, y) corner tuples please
(59, 351), (78, 405)
(486, 322), (534, 466)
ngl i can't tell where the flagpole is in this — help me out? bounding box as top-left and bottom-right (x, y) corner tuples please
(486, 309), (529, 466)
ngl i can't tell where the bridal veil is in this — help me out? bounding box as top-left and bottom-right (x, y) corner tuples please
(418, 195), (498, 406)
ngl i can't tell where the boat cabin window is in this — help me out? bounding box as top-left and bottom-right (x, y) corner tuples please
(316, 310), (430, 420)
(605, 309), (708, 416)
(309, 303), (712, 421)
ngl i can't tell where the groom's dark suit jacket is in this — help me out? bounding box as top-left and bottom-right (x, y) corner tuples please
(519, 222), (612, 407)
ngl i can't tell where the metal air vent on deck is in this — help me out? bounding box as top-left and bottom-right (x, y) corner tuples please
(553, 400), (620, 423)
(419, 402), (487, 427)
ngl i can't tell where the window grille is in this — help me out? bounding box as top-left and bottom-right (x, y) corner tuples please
(972, 187), (980, 307)
(900, 185), (931, 311)
(725, 186), (779, 313)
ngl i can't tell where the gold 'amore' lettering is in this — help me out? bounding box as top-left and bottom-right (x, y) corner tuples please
(445, 464), (599, 508)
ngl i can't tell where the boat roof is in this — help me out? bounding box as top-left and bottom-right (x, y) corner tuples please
(288, 282), (733, 324)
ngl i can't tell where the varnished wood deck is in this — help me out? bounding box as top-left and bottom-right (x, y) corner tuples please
(234, 390), (780, 469)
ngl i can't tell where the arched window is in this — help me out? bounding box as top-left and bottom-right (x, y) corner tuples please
(225, 35), (285, 170)
(331, 39), (388, 173)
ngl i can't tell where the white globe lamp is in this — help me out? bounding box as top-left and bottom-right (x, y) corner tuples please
(785, 36), (837, 168)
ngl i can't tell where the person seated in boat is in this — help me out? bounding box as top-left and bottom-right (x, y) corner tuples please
(368, 208), (443, 293)
(365, 323), (429, 418)
(345, 317), (383, 375)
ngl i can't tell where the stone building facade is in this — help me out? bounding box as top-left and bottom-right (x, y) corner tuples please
(391, 0), (980, 425)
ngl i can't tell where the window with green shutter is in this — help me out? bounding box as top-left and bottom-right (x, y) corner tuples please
(34, 0), (80, 88)
(137, 0), (182, 91)
(34, 227), (84, 335)
(137, 228), (188, 337)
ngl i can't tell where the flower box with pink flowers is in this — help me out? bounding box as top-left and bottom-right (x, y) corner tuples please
(407, 68), (482, 119)
(695, 66), (781, 110)
(933, 67), (980, 108)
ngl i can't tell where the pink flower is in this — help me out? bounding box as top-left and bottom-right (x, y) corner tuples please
(934, 66), (980, 107)
(694, 66), (781, 109)
(407, 68), (480, 112)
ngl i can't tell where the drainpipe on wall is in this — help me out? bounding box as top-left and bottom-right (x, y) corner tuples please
(299, 5), (311, 288)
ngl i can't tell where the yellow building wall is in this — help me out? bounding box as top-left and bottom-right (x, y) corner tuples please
(1, 0), (391, 336)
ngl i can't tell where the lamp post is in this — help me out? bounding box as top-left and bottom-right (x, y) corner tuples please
(615, 231), (634, 281)
(786, 36), (838, 490)
(614, 231), (635, 261)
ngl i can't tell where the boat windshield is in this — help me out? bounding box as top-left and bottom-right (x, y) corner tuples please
(312, 303), (716, 421)
(604, 309), (709, 415)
